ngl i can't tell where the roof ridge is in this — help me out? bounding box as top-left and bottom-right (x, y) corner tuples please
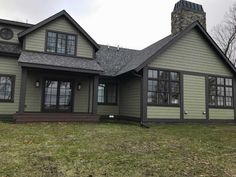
(99, 44), (140, 51)
(0, 18), (33, 27)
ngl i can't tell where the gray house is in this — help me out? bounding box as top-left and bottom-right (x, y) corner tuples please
(0, 0), (235, 123)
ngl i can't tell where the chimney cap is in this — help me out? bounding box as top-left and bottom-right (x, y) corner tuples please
(173, 0), (205, 13)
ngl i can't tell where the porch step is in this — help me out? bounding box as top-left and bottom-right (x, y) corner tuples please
(14, 113), (100, 123)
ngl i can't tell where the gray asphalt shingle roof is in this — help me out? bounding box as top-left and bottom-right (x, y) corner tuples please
(96, 45), (140, 76)
(18, 51), (103, 74)
(0, 42), (21, 55)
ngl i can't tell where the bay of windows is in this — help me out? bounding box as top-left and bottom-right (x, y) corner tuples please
(46, 31), (76, 56)
(148, 69), (180, 106)
(208, 76), (233, 107)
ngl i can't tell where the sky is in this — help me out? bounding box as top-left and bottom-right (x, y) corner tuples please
(0, 0), (235, 50)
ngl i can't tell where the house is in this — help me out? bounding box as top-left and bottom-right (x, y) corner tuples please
(0, 0), (235, 123)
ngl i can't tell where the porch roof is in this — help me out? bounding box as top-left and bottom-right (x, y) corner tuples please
(18, 51), (104, 74)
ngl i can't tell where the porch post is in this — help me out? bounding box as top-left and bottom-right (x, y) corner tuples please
(18, 67), (28, 114)
(141, 66), (148, 123)
(92, 75), (99, 114)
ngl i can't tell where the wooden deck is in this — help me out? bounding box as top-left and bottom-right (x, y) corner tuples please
(13, 113), (100, 123)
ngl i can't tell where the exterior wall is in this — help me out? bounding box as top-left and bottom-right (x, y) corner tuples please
(24, 16), (94, 58)
(184, 75), (206, 119)
(97, 105), (119, 115)
(149, 29), (233, 77)
(25, 73), (42, 112)
(74, 77), (90, 113)
(147, 29), (234, 120)
(119, 77), (141, 118)
(0, 25), (25, 43)
(209, 109), (234, 120)
(0, 57), (21, 114)
(147, 107), (180, 119)
(25, 74), (90, 113)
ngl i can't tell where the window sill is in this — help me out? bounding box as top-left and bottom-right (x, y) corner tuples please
(0, 100), (14, 103)
(98, 103), (118, 106)
(209, 106), (234, 109)
(147, 104), (180, 107)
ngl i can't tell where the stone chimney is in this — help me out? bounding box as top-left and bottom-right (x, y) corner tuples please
(171, 0), (206, 35)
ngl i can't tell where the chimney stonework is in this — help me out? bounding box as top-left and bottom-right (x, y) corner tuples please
(171, 0), (206, 35)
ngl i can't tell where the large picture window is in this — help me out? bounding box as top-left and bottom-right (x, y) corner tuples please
(0, 75), (14, 102)
(98, 82), (117, 105)
(148, 69), (180, 106)
(46, 31), (76, 56)
(208, 76), (233, 107)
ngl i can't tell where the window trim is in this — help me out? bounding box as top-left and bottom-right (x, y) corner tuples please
(45, 30), (77, 57)
(147, 68), (180, 107)
(0, 74), (15, 103)
(97, 81), (118, 105)
(208, 75), (234, 109)
(41, 78), (75, 113)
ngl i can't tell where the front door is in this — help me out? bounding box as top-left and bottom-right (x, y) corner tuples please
(43, 80), (73, 112)
(184, 75), (206, 119)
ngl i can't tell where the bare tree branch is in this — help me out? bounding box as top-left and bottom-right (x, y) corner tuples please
(212, 2), (236, 67)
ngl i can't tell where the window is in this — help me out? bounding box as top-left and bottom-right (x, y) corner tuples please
(208, 76), (233, 107)
(43, 80), (73, 112)
(148, 69), (180, 106)
(98, 82), (117, 104)
(0, 75), (14, 102)
(46, 31), (76, 56)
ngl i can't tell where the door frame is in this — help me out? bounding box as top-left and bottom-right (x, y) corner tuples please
(41, 78), (75, 113)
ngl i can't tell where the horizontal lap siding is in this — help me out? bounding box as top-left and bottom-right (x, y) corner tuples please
(184, 75), (206, 119)
(74, 77), (90, 113)
(0, 25), (24, 43)
(119, 77), (141, 118)
(0, 57), (21, 114)
(209, 109), (234, 120)
(149, 29), (233, 77)
(97, 105), (119, 115)
(25, 73), (42, 112)
(24, 17), (94, 58)
(147, 107), (180, 119)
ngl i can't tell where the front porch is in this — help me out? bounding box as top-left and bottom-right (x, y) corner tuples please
(15, 64), (100, 122)
(14, 112), (100, 123)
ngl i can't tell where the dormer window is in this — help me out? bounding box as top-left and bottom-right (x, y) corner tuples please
(46, 31), (76, 56)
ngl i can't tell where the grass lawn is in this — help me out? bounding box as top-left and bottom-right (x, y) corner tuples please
(0, 122), (235, 177)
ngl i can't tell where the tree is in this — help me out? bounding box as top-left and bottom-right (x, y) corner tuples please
(212, 2), (236, 66)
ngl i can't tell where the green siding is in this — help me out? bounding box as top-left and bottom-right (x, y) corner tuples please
(24, 16), (94, 58)
(0, 25), (24, 43)
(149, 29), (233, 77)
(0, 57), (21, 114)
(97, 105), (119, 115)
(209, 109), (234, 120)
(147, 106), (180, 119)
(184, 75), (206, 119)
(119, 77), (140, 118)
(25, 73), (42, 112)
(74, 77), (90, 113)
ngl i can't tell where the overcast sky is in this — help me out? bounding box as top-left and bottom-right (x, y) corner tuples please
(0, 0), (235, 49)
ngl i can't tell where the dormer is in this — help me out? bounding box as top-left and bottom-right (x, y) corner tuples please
(18, 10), (99, 59)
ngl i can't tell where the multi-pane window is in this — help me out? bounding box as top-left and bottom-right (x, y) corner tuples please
(0, 75), (14, 102)
(46, 31), (76, 56)
(98, 83), (117, 104)
(208, 76), (233, 107)
(148, 69), (180, 105)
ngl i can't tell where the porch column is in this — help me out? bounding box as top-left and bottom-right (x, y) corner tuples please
(92, 75), (99, 114)
(141, 66), (148, 123)
(18, 67), (28, 114)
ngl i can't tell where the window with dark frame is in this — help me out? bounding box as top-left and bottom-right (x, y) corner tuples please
(46, 31), (76, 56)
(0, 75), (14, 102)
(148, 69), (180, 106)
(98, 83), (117, 104)
(208, 76), (233, 107)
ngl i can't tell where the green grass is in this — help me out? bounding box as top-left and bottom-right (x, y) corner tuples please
(0, 123), (235, 177)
